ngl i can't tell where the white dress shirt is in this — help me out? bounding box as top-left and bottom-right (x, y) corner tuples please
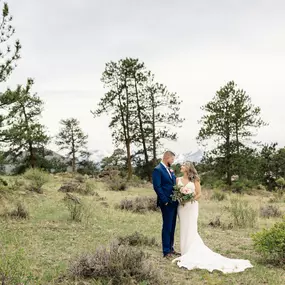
(160, 162), (172, 178)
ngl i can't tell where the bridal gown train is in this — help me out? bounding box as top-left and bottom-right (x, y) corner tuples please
(173, 178), (253, 273)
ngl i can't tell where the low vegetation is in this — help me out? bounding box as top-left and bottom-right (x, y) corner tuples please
(117, 196), (158, 213)
(69, 241), (166, 285)
(225, 198), (258, 228)
(0, 174), (285, 284)
(23, 168), (50, 194)
(252, 218), (285, 265)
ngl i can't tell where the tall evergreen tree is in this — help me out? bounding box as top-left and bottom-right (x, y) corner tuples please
(0, 1), (21, 84)
(93, 58), (184, 181)
(0, 1), (21, 133)
(55, 118), (88, 173)
(198, 81), (266, 185)
(0, 79), (49, 168)
(92, 60), (136, 180)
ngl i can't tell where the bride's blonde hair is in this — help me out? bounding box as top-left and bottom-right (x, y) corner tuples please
(183, 161), (200, 182)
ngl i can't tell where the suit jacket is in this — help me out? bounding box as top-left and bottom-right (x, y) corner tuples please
(152, 163), (176, 206)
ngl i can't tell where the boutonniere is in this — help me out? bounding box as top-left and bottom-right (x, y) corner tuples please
(170, 169), (174, 173)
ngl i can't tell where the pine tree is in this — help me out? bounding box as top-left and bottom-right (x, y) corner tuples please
(55, 118), (88, 173)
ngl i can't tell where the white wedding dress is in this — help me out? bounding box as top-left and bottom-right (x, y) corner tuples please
(173, 178), (253, 273)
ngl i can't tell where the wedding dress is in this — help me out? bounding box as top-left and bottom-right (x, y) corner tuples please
(173, 178), (253, 273)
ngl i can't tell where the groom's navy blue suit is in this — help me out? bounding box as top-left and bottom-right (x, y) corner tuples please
(152, 163), (178, 256)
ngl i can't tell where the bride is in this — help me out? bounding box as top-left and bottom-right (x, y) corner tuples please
(172, 162), (253, 273)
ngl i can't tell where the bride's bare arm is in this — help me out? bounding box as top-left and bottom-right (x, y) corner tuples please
(194, 180), (201, 200)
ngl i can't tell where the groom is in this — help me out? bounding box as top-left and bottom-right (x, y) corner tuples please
(152, 151), (179, 258)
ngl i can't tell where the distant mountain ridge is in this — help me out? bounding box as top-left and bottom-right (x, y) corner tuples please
(174, 149), (204, 164)
(91, 149), (204, 164)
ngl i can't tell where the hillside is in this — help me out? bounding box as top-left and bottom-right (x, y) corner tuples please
(0, 174), (284, 284)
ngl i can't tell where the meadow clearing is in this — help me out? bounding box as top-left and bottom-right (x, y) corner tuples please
(0, 173), (284, 285)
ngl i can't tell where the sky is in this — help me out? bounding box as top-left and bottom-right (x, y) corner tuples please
(5, 0), (285, 158)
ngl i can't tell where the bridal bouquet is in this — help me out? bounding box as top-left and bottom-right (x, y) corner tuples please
(171, 184), (195, 206)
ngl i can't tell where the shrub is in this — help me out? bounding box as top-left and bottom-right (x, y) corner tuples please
(69, 241), (165, 285)
(74, 174), (85, 183)
(58, 181), (95, 196)
(63, 193), (83, 222)
(84, 180), (96, 195)
(23, 168), (50, 194)
(107, 176), (128, 191)
(211, 189), (227, 201)
(226, 198), (258, 228)
(276, 177), (285, 191)
(117, 196), (159, 213)
(100, 201), (109, 208)
(269, 190), (284, 203)
(58, 181), (80, 193)
(230, 179), (255, 194)
(209, 216), (222, 228)
(213, 180), (228, 190)
(8, 202), (29, 219)
(128, 175), (147, 188)
(118, 232), (158, 247)
(9, 177), (27, 191)
(256, 184), (267, 191)
(0, 177), (8, 186)
(260, 204), (282, 218)
(252, 219), (285, 265)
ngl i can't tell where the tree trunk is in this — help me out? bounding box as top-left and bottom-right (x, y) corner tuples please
(118, 79), (133, 181)
(28, 142), (35, 168)
(125, 78), (133, 180)
(226, 134), (232, 185)
(126, 139), (132, 180)
(134, 79), (151, 181)
(151, 93), (157, 167)
(71, 129), (76, 173)
(21, 102), (35, 168)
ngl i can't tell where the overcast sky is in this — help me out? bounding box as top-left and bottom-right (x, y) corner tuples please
(6, 0), (285, 157)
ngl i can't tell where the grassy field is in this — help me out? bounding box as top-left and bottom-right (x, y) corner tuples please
(0, 174), (285, 285)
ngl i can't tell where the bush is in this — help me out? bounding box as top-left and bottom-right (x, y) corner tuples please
(117, 196), (159, 213)
(74, 174), (85, 183)
(260, 205), (283, 218)
(252, 219), (285, 265)
(118, 232), (158, 247)
(256, 184), (267, 191)
(107, 176), (128, 191)
(8, 202), (29, 219)
(269, 190), (284, 203)
(23, 168), (50, 194)
(211, 189), (227, 201)
(276, 177), (285, 191)
(230, 179), (255, 194)
(213, 180), (228, 190)
(208, 216), (222, 228)
(226, 198), (258, 228)
(128, 175), (147, 188)
(84, 180), (96, 195)
(69, 241), (165, 285)
(0, 177), (8, 186)
(9, 177), (27, 191)
(63, 193), (83, 222)
(58, 180), (95, 196)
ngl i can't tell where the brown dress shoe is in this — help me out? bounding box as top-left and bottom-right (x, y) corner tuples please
(163, 253), (174, 259)
(172, 250), (181, 256)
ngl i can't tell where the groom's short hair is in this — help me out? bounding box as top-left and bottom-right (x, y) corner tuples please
(163, 151), (175, 158)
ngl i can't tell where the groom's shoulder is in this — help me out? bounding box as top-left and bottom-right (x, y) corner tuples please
(153, 164), (162, 171)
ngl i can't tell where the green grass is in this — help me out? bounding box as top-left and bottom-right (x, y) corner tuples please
(0, 175), (284, 284)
